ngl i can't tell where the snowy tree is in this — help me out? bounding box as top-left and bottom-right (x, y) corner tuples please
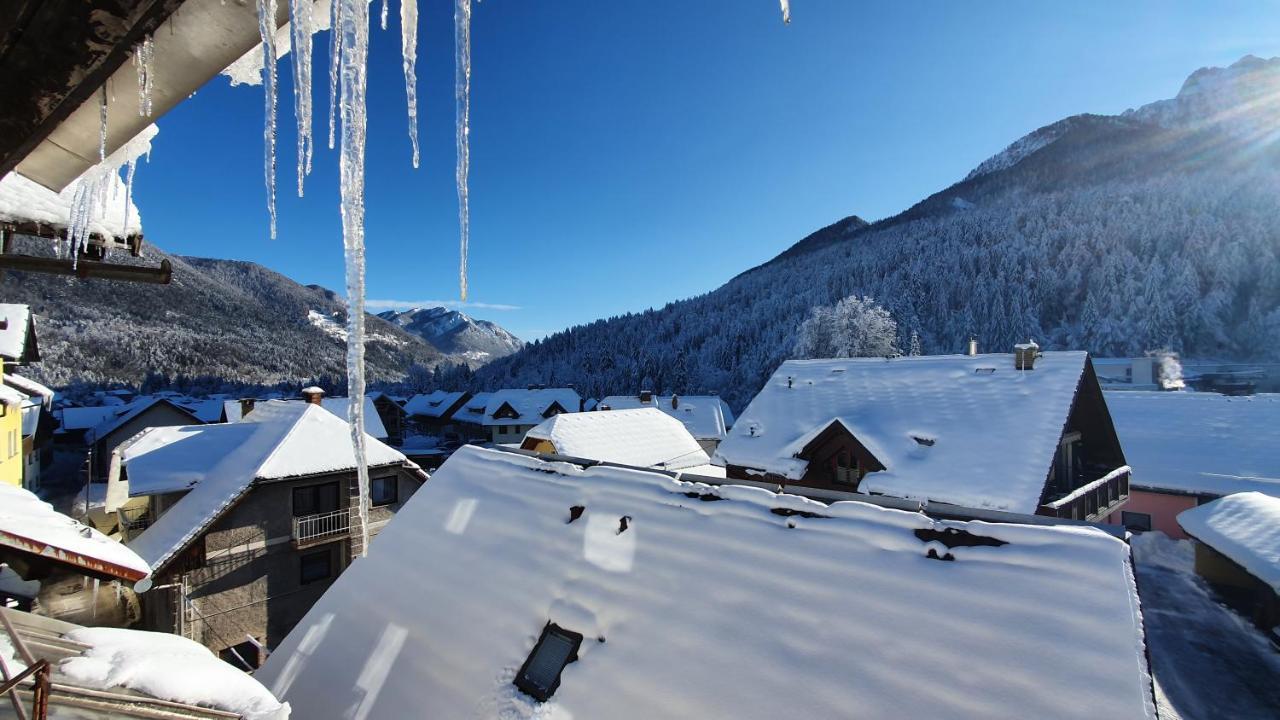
(794, 295), (899, 359)
(908, 330), (923, 357)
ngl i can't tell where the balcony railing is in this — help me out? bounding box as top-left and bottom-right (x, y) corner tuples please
(1039, 466), (1131, 522)
(292, 508), (351, 547)
(118, 506), (151, 541)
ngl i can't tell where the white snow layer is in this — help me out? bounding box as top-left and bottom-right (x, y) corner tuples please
(714, 352), (1089, 513)
(1178, 492), (1280, 592)
(61, 627), (289, 720)
(525, 407), (711, 471)
(256, 445), (1157, 720)
(403, 390), (466, 418)
(126, 402), (408, 571)
(0, 483), (151, 579)
(599, 394), (733, 440)
(0, 304), (32, 361)
(223, 0), (332, 87)
(483, 388), (581, 426)
(1106, 391), (1280, 498)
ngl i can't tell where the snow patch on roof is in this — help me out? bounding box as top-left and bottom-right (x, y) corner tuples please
(404, 390), (467, 418)
(257, 446), (1156, 720)
(1178, 492), (1280, 592)
(484, 388), (581, 426)
(525, 407), (711, 471)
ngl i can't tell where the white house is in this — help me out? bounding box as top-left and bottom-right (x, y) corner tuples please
(482, 387), (581, 445)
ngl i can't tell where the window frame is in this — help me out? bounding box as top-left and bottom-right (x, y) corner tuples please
(513, 623), (583, 702)
(292, 481), (341, 518)
(299, 547), (334, 585)
(1120, 511), (1153, 533)
(371, 476), (398, 507)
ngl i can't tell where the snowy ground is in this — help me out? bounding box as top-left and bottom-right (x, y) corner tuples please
(1132, 533), (1280, 720)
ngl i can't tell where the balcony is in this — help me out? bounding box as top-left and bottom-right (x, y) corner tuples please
(117, 506), (151, 542)
(1039, 466), (1131, 522)
(292, 508), (351, 548)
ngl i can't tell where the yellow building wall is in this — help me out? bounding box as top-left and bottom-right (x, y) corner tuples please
(0, 362), (23, 487)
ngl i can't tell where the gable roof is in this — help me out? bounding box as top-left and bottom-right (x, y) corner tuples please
(714, 352), (1091, 513)
(1107, 391), (1280, 498)
(404, 390), (469, 419)
(598, 395), (732, 440)
(524, 407), (712, 471)
(0, 303), (38, 363)
(221, 396), (388, 439)
(57, 403), (132, 432)
(126, 402), (414, 574)
(256, 446), (1156, 720)
(85, 398), (199, 445)
(1178, 492), (1280, 592)
(0, 483), (150, 582)
(483, 388), (581, 426)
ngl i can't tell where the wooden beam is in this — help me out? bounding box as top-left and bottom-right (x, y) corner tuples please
(0, 255), (171, 284)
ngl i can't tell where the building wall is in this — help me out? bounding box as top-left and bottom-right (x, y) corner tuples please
(92, 404), (201, 481)
(1103, 488), (1198, 539)
(0, 364), (22, 487)
(491, 424), (534, 445)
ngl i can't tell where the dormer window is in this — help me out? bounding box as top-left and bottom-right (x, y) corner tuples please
(514, 623), (583, 702)
(832, 451), (859, 484)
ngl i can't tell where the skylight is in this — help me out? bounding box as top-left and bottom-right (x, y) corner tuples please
(514, 623), (583, 702)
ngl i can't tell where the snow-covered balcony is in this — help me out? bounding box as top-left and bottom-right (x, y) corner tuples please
(1039, 466), (1131, 522)
(292, 508), (351, 548)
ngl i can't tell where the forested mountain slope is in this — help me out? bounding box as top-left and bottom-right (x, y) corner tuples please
(377, 307), (523, 366)
(478, 56), (1280, 409)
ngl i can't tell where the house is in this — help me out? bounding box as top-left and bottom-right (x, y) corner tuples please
(403, 390), (472, 436)
(84, 397), (202, 485)
(255, 445), (1157, 719)
(367, 391), (407, 446)
(120, 400), (427, 663)
(450, 391), (494, 441)
(221, 390), (390, 442)
(1178, 492), (1280, 636)
(0, 303), (40, 487)
(482, 387), (582, 445)
(0, 606), (289, 719)
(714, 348), (1131, 520)
(520, 407), (724, 476)
(5, 371), (55, 491)
(598, 392), (734, 453)
(1104, 391), (1280, 538)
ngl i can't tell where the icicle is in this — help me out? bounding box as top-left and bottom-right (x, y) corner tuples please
(123, 157), (138, 237)
(98, 87), (108, 162)
(133, 36), (155, 116)
(455, 0), (471, 301)
(91, 578), (100, 620)
(290, 0), (316, 195)
(779, 0), (791, 24)
(328, 0), (344, 150)
(257, 0), (279, 238)
(381, 0), (389, 31)
(337, 0), (372, 556)
(401, 0), (419, 168)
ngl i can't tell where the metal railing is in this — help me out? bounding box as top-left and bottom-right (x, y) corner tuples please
(292, 508), (350, 546)
(117, 506), (151, 541)
(1040, 466), (1131, 521)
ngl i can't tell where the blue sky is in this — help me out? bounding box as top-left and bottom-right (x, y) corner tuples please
(136, 1), (1280, 340)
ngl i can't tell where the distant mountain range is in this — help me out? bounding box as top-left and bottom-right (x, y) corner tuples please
(376, 307), (523, 365)
(1, 239), (516, 389)
(477, 56), (1280, 408)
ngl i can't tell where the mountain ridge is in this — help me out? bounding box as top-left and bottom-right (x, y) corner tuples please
(376, 306), (523, 366)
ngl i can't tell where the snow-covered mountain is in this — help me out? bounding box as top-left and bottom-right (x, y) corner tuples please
(477, 56), (1280, 409)
(377, 307), (523, 366)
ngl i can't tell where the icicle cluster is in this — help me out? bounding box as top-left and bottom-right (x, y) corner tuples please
(123, 158), (138, 237)
(455, 0), (472, 301)
(780, 0), (791, 24)
(401, 0), (420, 167)
(133, 36), (155, 116)
(336, 0), (373, 556)
(257, 0), (280, 238)
(67, 170), (112, 263)
(290, 0), (316, 195)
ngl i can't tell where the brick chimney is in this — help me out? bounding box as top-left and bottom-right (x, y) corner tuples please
(639, 390), (653, 404)
(1014, 340), (1040, 371)
(670, 394), (679, 409)
(301, 386), (326, 405)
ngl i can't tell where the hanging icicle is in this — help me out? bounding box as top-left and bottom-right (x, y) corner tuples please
(257, 0), (279, 238)
(455, 0), (472, 301)
(133, 36), (155, 116)
(290, 0), (316, 195)
(123, 157), (138, 237)
(380, 0), (389, 31)
(780, 0), (791, 24)
(99, 87), (109, 162)
(328, 0), (344, 150)
(401, 0), (420, 168)
(336, 0), (373, 557)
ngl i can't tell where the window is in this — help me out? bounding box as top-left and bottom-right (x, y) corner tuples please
(300, 548), (333, 584)
(371, 476), (398, 506)
(514, 623), (583, 702)
(832, 452), (859, 484)
(293, 482), (341, 517)
(219, 640), (261, 670)
(1121, 511), (1152, 533)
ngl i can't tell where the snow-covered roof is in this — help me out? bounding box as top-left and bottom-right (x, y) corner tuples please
(714, 353), (1090, 513)
(458, 391), (492, 418)
(484, 388), (581, 426)
(222, 396), (388, 438)
(4, 372), (54, 409)
(599, 395), (732, 440)
(1178, 492), (1280, 592)
(0, 483), (150, 582)
(0, 608), (289, 720)
(86, 398), (198, 445)
(256, 446), (1156, 720)
(0, 383), (24, 408)
(403, 390), (468, 418)
(127, 402), (412, 573)
(57, 404), (130, 432)
(0, 303), (33, 361)
(525, 408), (712, 471)
(1106, 391), (1280, 498)
(174, 397), (229, 423)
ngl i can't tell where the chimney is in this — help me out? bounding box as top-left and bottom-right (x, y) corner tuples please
(966, 338), (978, 356)
(1014, 340), (1040, 371)
(670, 394), (679, 409)
(639, 390), (653, 404)
(599, 403), (612, 411)
(301, 386), (326, 405)
(238, 398), (256, 418)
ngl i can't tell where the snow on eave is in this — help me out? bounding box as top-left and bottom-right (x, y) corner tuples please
(4, 373), (54, 409)
(0, 484), (151, 582)
(1177, 492), (1280, 592)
